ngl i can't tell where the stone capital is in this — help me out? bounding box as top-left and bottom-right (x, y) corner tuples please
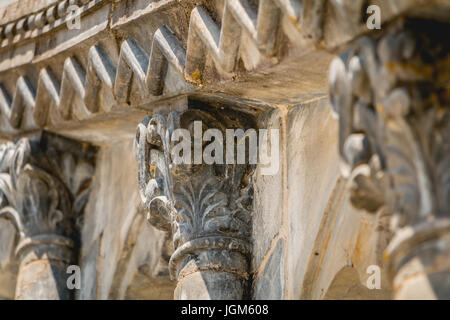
(329, 18), (450, 298)
(0, 132), (96, 299)
(135, 105), (256, 299)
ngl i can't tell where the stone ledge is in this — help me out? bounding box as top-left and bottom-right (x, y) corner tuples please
(0, 0), (448, 142)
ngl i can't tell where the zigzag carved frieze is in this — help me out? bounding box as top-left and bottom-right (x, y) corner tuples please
(0, 0), (328, 132)
(0, 25), (186, 130)
(185, 0), (307, 80)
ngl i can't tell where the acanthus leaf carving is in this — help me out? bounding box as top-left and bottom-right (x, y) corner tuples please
(329, 18), (450, 298)
(0, 132), (96, 263)
(135, 105), (255, 299)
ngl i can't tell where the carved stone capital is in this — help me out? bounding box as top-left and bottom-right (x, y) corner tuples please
(329, 19), (450, 298)
(135, 105), (255, 299)
(0, 132), (96, 299)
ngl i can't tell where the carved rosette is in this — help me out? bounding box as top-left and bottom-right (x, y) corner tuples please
(0, 132), (96, 299)
(329, 19), (450, 298)
(135, 107), (254, 299)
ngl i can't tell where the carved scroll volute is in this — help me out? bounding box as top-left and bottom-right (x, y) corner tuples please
(135, 115), (174, 232)
(136, 108), (254, 300)
(0, 138), (74, 247)
(0, 134), (96, 299)
(329, 19), (450, 299)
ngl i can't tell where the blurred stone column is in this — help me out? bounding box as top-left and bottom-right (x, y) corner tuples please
(135, 106), (255, 299)
(0, 133), (96, 299)
(15, 236), (75, 299)
(329, 19), (450, 299)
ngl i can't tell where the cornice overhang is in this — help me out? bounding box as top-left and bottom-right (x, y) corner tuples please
(0, 0), (448, 144)
(0, 0), (107, 50)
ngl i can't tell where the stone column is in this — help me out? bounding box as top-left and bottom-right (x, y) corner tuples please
(135, 106), (255, 299)
(0, 132), (96, 300)
(329, 19), (450, 299)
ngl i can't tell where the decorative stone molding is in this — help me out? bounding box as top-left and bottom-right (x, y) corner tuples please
(329, 18), (450, 298)
(0, 0), (108, 47)
(0, 132), (96, 299)
(0, 25), (186, 131)
(114, 27), (186, 101)
(0, 0), (329, 132)
(1, 0), (446, 135)
(135, 105), (256, 299)
(184, 0), (324, 84)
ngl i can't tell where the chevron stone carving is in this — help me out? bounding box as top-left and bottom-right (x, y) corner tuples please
(1, 0), (443, 133)
(0, 24), (186, 130)
(114, 26), (186, 102)
(184, 0), (324, 82)
(0, 0), (330, 131)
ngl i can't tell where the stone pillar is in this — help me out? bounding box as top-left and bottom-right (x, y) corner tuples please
(0, 133), (96, 300)
(329, 19), (450, 299)
(135, 106), (255, 299)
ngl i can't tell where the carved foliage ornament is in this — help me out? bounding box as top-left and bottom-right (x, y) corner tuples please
(0, 133), (96, 260)
(135, 107), (255, 281)
(329, 19), (450, 269)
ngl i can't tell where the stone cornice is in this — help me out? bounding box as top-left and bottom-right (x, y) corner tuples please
(0, 0), (59, 26)
(0, 132), (96, 260)
(0, 0), (109, 48)
(0, 24), (190, 133)
(0, 0), (448, 140)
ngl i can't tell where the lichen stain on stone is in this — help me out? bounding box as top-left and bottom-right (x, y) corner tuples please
(190, 69), (202, 85)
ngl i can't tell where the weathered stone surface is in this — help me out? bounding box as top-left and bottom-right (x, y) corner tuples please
(79, 139), (173, 299)
(285, 97), (341, 299)
(4, 0), (445, 138)
(329, 18), (450, 299)
(300, 186), (392, 299)
(253, 238), (285, 300)
(0, 132), (96, 300)
(251, 108), (283, 270)
(0, 219), (16, 300)
(135, 101), (256, 300)
(324, 266), (389, 300)
(0, 0), (449, 301)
